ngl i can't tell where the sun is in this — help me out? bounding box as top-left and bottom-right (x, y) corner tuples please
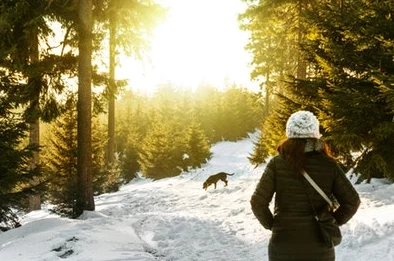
(117, 0), (257, 94)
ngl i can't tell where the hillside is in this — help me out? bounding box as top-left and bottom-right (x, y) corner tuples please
(0, 133), (394, 261)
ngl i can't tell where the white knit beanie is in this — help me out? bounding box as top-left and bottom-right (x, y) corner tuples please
(286, 110), (321, 139)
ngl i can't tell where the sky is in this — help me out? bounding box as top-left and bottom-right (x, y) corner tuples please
(117, 0), (258, 94)
(1, 133), (394, 260)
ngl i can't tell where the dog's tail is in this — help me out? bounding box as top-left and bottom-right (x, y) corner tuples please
(227, 173), (235, 176)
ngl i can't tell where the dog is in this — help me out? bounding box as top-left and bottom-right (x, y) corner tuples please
(203, 172), (234, 190)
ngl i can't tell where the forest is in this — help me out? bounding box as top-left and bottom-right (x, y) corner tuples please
(1, 0), (394, 231)
(241, 0), (394, 183)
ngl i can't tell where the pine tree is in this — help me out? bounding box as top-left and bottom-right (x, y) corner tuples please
(194, 84), (221, 142)
(183, 121), (212, 169)
(119, 127), (142, 182)
(115, 91), (149, 182)
(0, 97), (40, 229)
(248, 85), (302, 165)
(43, 95), (78, 217)
(98, 0), (166, 167)
(230, 87), (263, 139)
(115, 86), (263, 178)
(292, 0), (394, 181)
(92, 117), (122, 194)
(0, 0), (78, 210)
(212, 87), (261, 141)
(138, 118), (184, 180)
(240, 0), (316, 164)
(43, 93), (122, 217)
(239, 0), (310, 113)
(137, 86), (186, 179)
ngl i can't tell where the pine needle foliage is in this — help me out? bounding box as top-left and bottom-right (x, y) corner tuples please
(245, 0), (394, 183)
(116, 92), (149, 183)
(43, 94), (78, 217)
(116, 86), (262, 180)
(92, 117), (122, 194)
(138, 117), (184, 180)
(183, 121), (212, 169)
(43, 94), (122, 217)
(296, 0), (394, 181)
(248, 76), (315, 165)
(0, 97), (40, 228)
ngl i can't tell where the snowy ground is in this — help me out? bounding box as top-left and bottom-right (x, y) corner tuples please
(1, 133), (394, 261)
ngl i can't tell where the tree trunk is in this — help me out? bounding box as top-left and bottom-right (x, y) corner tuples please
(107, 3), (116, 167)
(264, 68), (270, 118)
(263, 37), (271, 118)
(296, 0), (307, 80)
(28, 109), (41, 210)
(76, 0), (95, 216)
(28, 27), (41, 211)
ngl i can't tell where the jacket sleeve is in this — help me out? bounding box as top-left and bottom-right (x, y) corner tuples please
(250, 158), (276, 230)
(332, 164), (361, 225)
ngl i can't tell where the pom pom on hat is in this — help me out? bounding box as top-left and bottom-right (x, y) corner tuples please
(286, 110), (321, 139)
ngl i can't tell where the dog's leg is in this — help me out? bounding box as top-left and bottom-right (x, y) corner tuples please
(214, 182), (217, 189)
(220, 177), (228, 187)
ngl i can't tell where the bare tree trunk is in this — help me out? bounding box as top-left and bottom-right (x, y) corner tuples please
(297, 0), (307, 80)
(76, 0), (95, 216)
(28, 27), (41, 211)
(28, 110), (41, 210)
(107, 3), (116, 167)
(264, 68), (271, 118)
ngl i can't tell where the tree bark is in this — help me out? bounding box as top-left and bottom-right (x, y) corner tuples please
(28, 27), (41, 211)
(264, 69), (271, 118)
(76, 0), (95, 216)
(297, 0), (307, 80)
(107, 2), (116, 167)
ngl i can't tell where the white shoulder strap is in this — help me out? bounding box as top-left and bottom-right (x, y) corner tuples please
(302, 170), (333, 208)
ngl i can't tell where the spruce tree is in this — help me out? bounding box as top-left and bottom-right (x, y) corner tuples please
(239, 0), (311, 112)
(97, 0), (166, 167)
(43, 95), (78, 217)
(240, 0), (315, 164)
(92, 117), (122, 194)
(194, 84), (221, 142)
(115, 91), (149, 182)
(293, 0), (394, 181)
(119, 127), (142, 182)
(43, 93), (121, 217)
(115, 86), (263, 178)
(214, 88), (241, 141)
(248, 85), (303, 165)
(0, 0), (79, 210)
(0, 97), (40, 228)
(183, 121), (212, 169)
(230, 87), (263, 139)
(138, 118), (184, 180)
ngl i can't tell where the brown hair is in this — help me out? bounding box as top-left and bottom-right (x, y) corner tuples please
(277, 138), (332, 174)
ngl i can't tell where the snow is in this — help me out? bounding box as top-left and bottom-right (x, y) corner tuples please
(1, 132), (394, 260)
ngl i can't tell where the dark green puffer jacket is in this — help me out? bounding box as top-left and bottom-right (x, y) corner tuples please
(251, 152), (360, 261)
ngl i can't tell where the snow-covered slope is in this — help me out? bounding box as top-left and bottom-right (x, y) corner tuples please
(1, 133), (394, 261)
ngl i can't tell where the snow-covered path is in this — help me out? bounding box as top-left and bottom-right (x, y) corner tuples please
(93, 135), (267, 260)
(1, 133), (394, 260)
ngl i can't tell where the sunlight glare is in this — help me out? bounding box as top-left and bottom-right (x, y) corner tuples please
(118, 0), (257, 93)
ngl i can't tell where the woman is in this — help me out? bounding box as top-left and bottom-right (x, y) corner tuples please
(251, 110), (360, 261)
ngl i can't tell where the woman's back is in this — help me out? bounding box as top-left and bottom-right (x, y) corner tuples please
(250, 111), (360, 261)
(272, 152), (336, 219)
